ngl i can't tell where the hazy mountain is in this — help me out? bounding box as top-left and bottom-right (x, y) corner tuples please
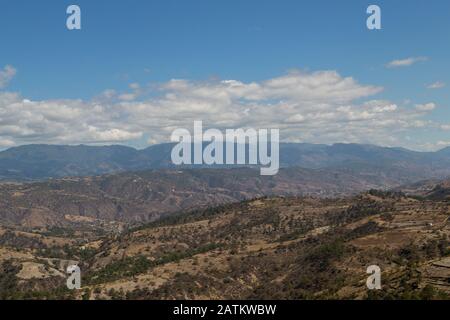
(0, 144), (140, 180)
(1, 143), (450, 181)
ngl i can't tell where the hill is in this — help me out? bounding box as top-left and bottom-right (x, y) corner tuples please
(0, 166), (418, 228)
(0, 191), (448, 299)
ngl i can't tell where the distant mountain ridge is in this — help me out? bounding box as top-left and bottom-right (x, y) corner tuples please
(1, 143), (450, 181)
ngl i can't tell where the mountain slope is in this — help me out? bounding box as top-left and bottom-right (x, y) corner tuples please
(0, 166), (418, 228)
(1, 143), (450, 181)
(1, 192), (448, 299)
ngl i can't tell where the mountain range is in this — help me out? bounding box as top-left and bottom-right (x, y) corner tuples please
(1, 143), (450, 181)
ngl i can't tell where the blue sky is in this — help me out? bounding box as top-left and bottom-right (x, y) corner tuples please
(0, 0), (449, 150)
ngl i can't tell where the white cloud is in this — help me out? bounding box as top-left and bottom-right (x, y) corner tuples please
(0, 138), (15, 147)
(386, 57), (428, 68)
(419, 141), (450, 151)
(0, 65), (16, 88)
(0, 69), (442, 150)
(118, 93), (138, 101)
(86, 127), (143, 141)
(285, 114), (305, 123)
(415, 103), (436, 111)
(118, 82), (143, 101)
(437, 141), (450, 148)
(427, 81), (445, 89)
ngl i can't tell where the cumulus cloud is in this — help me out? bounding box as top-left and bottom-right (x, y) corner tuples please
(436, 141), (450, 148)
(386, 57), (428, 68)
(0, 65), (16, 88)
(427, 81), (445, 89)
(0, 92), (143, 145)
(0, 68), (443, 150)
(118, 83), (143, 101)
(415, 103), (436, 111)
(0, 138), (15, 147)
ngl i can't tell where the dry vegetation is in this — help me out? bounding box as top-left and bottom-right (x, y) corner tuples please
(0, 188), (448, 300)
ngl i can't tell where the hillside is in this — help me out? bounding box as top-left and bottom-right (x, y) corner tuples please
(0, 166), (428, 229)
(0, 190), (448, 300)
